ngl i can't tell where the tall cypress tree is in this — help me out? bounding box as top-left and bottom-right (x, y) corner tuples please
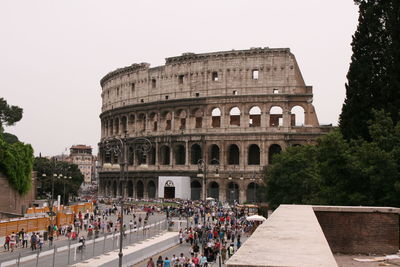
(339, 0), (400, 140)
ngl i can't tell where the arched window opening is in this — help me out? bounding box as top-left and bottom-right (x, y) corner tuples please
(249, 106), (261, 127)
(138, 113), (146, 132)
(191, 180), (202, 200)
(209, 145), (220, 165)
(136, 181), (144, 199)
(226, 182), (239, 204)
(149, 113), (158, 131)
(127, 181), (133, 197)
(290, 106), (305, 126)
(175, 145), (186, 165)
(148, 181), (156, 199)
(163, 112), (172, 130)
(270, 106), (283, 127)
(230, 107), (241, 126)
(160, 145), (170, 165)
(112, 181), (117, 198)
(228, 144), (240, 165)
(247, 182), (260, 203)
(137, 150), (147, 165)
(178, 110), (187, 130)
(191, 144), (202, 164)
(248, 144), (260, 165)
(193, 109), (203, 128)
(268, 144), (282, 164)
(208, 182), (219, 200)
(211, 108), (221, 128)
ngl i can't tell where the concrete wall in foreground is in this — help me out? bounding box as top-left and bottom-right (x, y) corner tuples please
(314, 209), (399, 254)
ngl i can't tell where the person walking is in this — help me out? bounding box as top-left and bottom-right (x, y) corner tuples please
(164, 257), (171, 267)
(156, 256), (164, 267)
(147, 257), (155, 267)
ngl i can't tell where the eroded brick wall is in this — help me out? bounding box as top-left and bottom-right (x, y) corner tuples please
(315, 211), (399, 254)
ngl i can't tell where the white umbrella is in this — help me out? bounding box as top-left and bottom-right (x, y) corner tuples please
(206, 197), (214, 201)
(246, 215), (267, 221)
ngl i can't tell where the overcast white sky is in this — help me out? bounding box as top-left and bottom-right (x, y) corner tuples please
(0, 0), (359, 157)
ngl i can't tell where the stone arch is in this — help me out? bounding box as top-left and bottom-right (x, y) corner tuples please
(191, 144), (202, 164)
(160, 145), (170, 165)
(127, 180), (134, 197)
(149, 112), (158, 131)
(211, 107), (221, 128)
(248, 144), (260, 165)
(138, 113), (146, 131)
(177, 109), (187, 130)
(226, 182), (239, 204)
(290, 105), (305, 126)
(270, 106), (283, 127)
(208, 181), (219, 200)
(209, 144), (220, 165)
(229, 107), (241, 126)
(247, 182), (259, 203)
(162, 111), (172, 130)
(191, 180), (202, 200)
(192, 108), (203, 128)
(148, 180), (156, 199)
(249, 106), (261, 127)
(136, 180), (144, 199)
(175, 144), (186, 165)
(228, 144), (240, 165)
(268, 144), (282, 164)
(112, 180), (117, 197)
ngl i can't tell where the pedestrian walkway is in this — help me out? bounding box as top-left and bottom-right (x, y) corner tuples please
(72, 231), (179, 267)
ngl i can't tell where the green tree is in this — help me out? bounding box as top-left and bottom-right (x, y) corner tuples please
(33, 157), (84, 204)
(339, 1), (400, 140)
(264, 145), (321, 209)
(0, 97), (23, 133)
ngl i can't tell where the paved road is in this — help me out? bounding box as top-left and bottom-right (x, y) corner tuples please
(133, 234), (248, 267)
(0, 211), (167, 267)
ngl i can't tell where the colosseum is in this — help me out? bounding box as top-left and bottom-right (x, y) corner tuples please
(98, 47), (332, 203)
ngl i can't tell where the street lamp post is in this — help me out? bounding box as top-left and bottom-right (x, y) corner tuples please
(197, 158), (220, 201)
(60, 176), (72, 205)
(102, 131), (152, 267)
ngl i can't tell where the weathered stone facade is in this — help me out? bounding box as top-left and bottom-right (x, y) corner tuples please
(98, 48), (332, 203)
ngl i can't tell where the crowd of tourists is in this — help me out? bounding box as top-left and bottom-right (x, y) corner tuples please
(2, 202), (157, 253)
(147, 200), (255, 267)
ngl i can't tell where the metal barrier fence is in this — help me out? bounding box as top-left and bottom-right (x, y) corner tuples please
(1, 218), (168, 267)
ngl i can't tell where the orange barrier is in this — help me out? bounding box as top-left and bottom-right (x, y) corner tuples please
(1, 202), (94, 236)
(0, 217), (50, 236)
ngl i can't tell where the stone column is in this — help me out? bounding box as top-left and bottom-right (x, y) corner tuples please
(185, 141), (189, 166)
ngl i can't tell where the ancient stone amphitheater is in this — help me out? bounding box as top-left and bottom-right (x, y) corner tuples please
(98, 47), (332, 203)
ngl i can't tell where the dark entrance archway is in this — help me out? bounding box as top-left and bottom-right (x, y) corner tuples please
(164, 180), (175, 199)
(191, 180), (202, 200)
(247, 182), (259, 203)
(127, 180), (133, 197)
(268, 144), (282, 164)
(226, 182), (239, 204)
(136, 180), (144, 199)
(148, 181), (156, 199)
(208, 182), (219, 200)
(112, 181), (117, 198)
